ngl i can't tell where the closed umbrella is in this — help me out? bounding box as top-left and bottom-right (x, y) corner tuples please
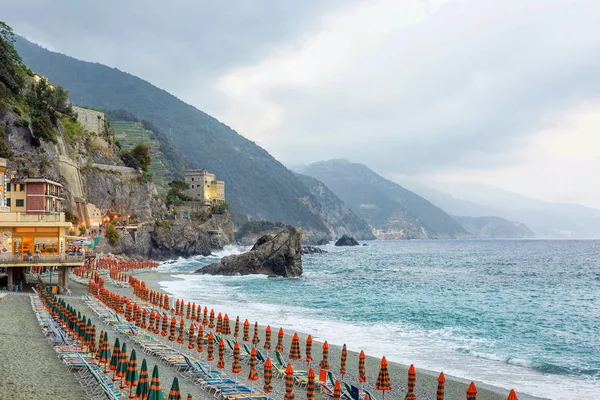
(100, 332), (111, 372)
(168, 377), (181, 400)
(275, 328), (285, 354)
(306, 368), (316, 400)
(320, 341), (330, 370)
(186, 395), (192, 400)
(148, 364), (164, 400)
(252, 322), (260, 347)
(289, 332), (301, 361)
(216, 312), (223, 334)
(109, 337), (121, 378)
(188, 323), (197, 350)
(202, 307), (208, 327)
(197, 325), (204, 354)
(217, 339), (225, 369)
(248, 347), (260, 388)
(117, 342), (128, 387)
(207, 332), (215, 372)
(124, 349), (139, 398)
(209, 309), (215, 329)
(358, 350), (367, 385)
(149, 310), (155, 333)
(333, 380), (342, 400)
(263, 358), (273, 394)
(232, 341), (243, 388)
(161, 313), (169, 337)
(177, 319), (185, 346)
(284, 363), (296, 400)
(234, 316), (240, 339)
(466, 382), (478, 400)
(507, 389), (519, 400)
(191, 303), (196, 321)
(135, 359), (150, 399)
(305, 335), (313, 363)
(186, 302), (191, 320)
(405, 364), (416, 399)
(340, 344), (347, 379)
(243, 319), (250, 342)
(375, 356), (392, 400)
(168, 317), (177, 341)
(437, 372), (446, 400)
(222, 314), (231, 336)
(264, 325), (271, 355)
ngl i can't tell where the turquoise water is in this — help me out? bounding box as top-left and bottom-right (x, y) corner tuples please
(158, 240), (600, 399)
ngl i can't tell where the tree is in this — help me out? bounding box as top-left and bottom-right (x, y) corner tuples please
(0, 21), (28, 95)
(130, 144), (151, 171)
(166, 179), (190, 205)
(105, 223), (120, 247)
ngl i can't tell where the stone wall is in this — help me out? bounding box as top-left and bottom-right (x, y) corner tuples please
(73, 106), (105, 134)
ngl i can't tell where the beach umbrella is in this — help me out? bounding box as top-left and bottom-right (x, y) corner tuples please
(466, 382), (478, 400)
(333, 380), (342, 400)
(141, 309), (147, 329)
(320, 341), (330, 370)
(264, 325), (271, 353)
(243, 319), (250, 341)
(275, 328), (285, 354)
(252, 322), (260, 347)
(197, 325), (204, 354)
(507, 389), (519, 400)
(155, 312), (161, 335)
(284, 364), (296, 400)
(234, 316), (240, 339)
(186, 395), (192, 400)
(306, 368), (316, 400)
(263, 358), (273, 393)
(168, 317), (177, 341)
(89, 324), (97, 355)
(248, 347), (260, 384)
(191, 303), (196, 321)
(207, 332), (215, 366)
(117, 343), (128, 386)
(186, 302), (191, 320)
(305, 335), (313, 363)
(177, 319), (185, 345)
(161, 313), (169, 337)
(289, 332), (301, 361)
(136, 359), (150, 399)
(168, 377), (181, 400)
(124, 349), (139, 398)
(109, 337), (121, 377)
(216, 312), (223, 334)
(100, 332), (111, 371)
(222, 314), (231, 335)
(405, 364), (416, 399)
(358, 350), (367, 384)
(375, 356), (392, 400)
(203, 307), (209, 327)
(209, 309), (215, 329)
(437, 372), (446, 400)
(232, 341), (243, 388)
(217, 338), (225, 369)
(149, 310), (155, 331)
(188, 323), (197, 350)
(148, 365), (164, 400)
(340, 344), (347, 379)
(96, 329), (105, 360)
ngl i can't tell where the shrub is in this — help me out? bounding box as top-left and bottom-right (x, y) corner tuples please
(105, 223), (120, 246)
(79, 225), (87, 235)
(0, 125), (12, 158)
(13, 119), (29, 128)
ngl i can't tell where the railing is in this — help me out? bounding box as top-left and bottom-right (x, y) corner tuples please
(0, 253), (85, 264)
(0, 212), (66, 223)
(0, 206), (10, 212)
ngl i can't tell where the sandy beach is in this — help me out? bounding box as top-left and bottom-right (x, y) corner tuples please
(0, 294), (86, 400)
(135, 271), (548, 400)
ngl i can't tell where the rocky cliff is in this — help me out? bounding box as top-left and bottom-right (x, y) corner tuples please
(197, 227), (302, 277)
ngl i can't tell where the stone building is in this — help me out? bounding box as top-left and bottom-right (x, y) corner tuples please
(72, 106), (106, 134)
(183, 169), (225, 206)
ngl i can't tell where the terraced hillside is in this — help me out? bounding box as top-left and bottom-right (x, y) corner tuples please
(110, 120), (170, 191)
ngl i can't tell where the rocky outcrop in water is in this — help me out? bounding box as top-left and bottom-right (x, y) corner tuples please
(301, 246), (327, 255)
(196, 227), (303, 277)
(335, 235), (360, 246)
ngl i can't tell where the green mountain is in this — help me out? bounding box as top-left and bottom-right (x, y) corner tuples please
(14, 36), (331, 233)
(300, 159), (470, 239)
(453, 216), (535, 238)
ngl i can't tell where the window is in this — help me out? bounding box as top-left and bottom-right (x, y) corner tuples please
(19, 184), (24, 191)
(16, 199), (24, 207)
(191, 177), (194, 182)
(6, 198), (10, 206)
(191, 185), (195, 188)
(183, 212), (189, 219)
(6, 184), (10, 192)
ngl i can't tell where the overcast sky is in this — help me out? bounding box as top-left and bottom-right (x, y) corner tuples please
(2, 0), (600, 209)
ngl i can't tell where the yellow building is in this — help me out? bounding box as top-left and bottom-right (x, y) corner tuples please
(184, 169), (225, 206)
(0, 159), (81, 293)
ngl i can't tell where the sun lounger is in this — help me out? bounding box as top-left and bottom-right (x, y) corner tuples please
(363, 389), (379, 400)
(274, 350), (307, 378)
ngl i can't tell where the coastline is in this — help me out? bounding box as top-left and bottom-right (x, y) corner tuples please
(136, 271), (548, 400)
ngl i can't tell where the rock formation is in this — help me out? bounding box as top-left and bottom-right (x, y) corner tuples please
(301, 246), (327, 255)
(197, 227), (303, 277)
(335, 235), (360, 246)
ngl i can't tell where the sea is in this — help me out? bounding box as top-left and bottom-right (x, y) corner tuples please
(156, 240), (600, 400)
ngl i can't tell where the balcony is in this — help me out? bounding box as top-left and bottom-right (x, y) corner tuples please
(0, 253), (84, 266)
(0, 206), (10, 213)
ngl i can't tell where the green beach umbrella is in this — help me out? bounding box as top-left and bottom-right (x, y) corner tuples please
(148, 365), (165, 400)
(117, 342), (128, 387)
(124, 349), (139, 398)
(167, 377), (181, 400)
(109, 337), (121, 377)
(101, 332), (111, 372)
(135, 359), (150, 399)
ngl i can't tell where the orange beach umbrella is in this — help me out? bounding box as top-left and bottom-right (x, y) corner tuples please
(234, 316), (240, 338)
(340, 344), (347, 378)
(405, 364), (416, 399)
(222, 314), (231, 335)
(276, 328), (285, 354)
(358, 350), (367, 384)
(217, 339), (225, 369)
(306, 368), (316, 400)
(320, 341), (330, 370)
(284, 363), (296, 400)
(333, 380), (342, 400)
(289, 333), (301, 361)
(252, 322), (260, 346)
(264, 325), (271, 351)
(188, 323), (197, 350)
(263, 358), (273, 393)
(197, 325), (204, 353)
(232, 341), (243, 374)
(507, 389), (519, 400)
(216, 312), (223, 334)
(375, 356), (392, 400)
(437, 372), (446, 400)
(243, 319), (250, 342)
(209, 309), (215, 329)
(248, 347), (260, 382)
(305, 335), (313, 363)
(168, 317), (177, 341)
(466, 382), (478, 400)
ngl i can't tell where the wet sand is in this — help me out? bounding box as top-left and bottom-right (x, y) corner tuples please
(0, 294), (86, 400)
(135, 271), (547, 400)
